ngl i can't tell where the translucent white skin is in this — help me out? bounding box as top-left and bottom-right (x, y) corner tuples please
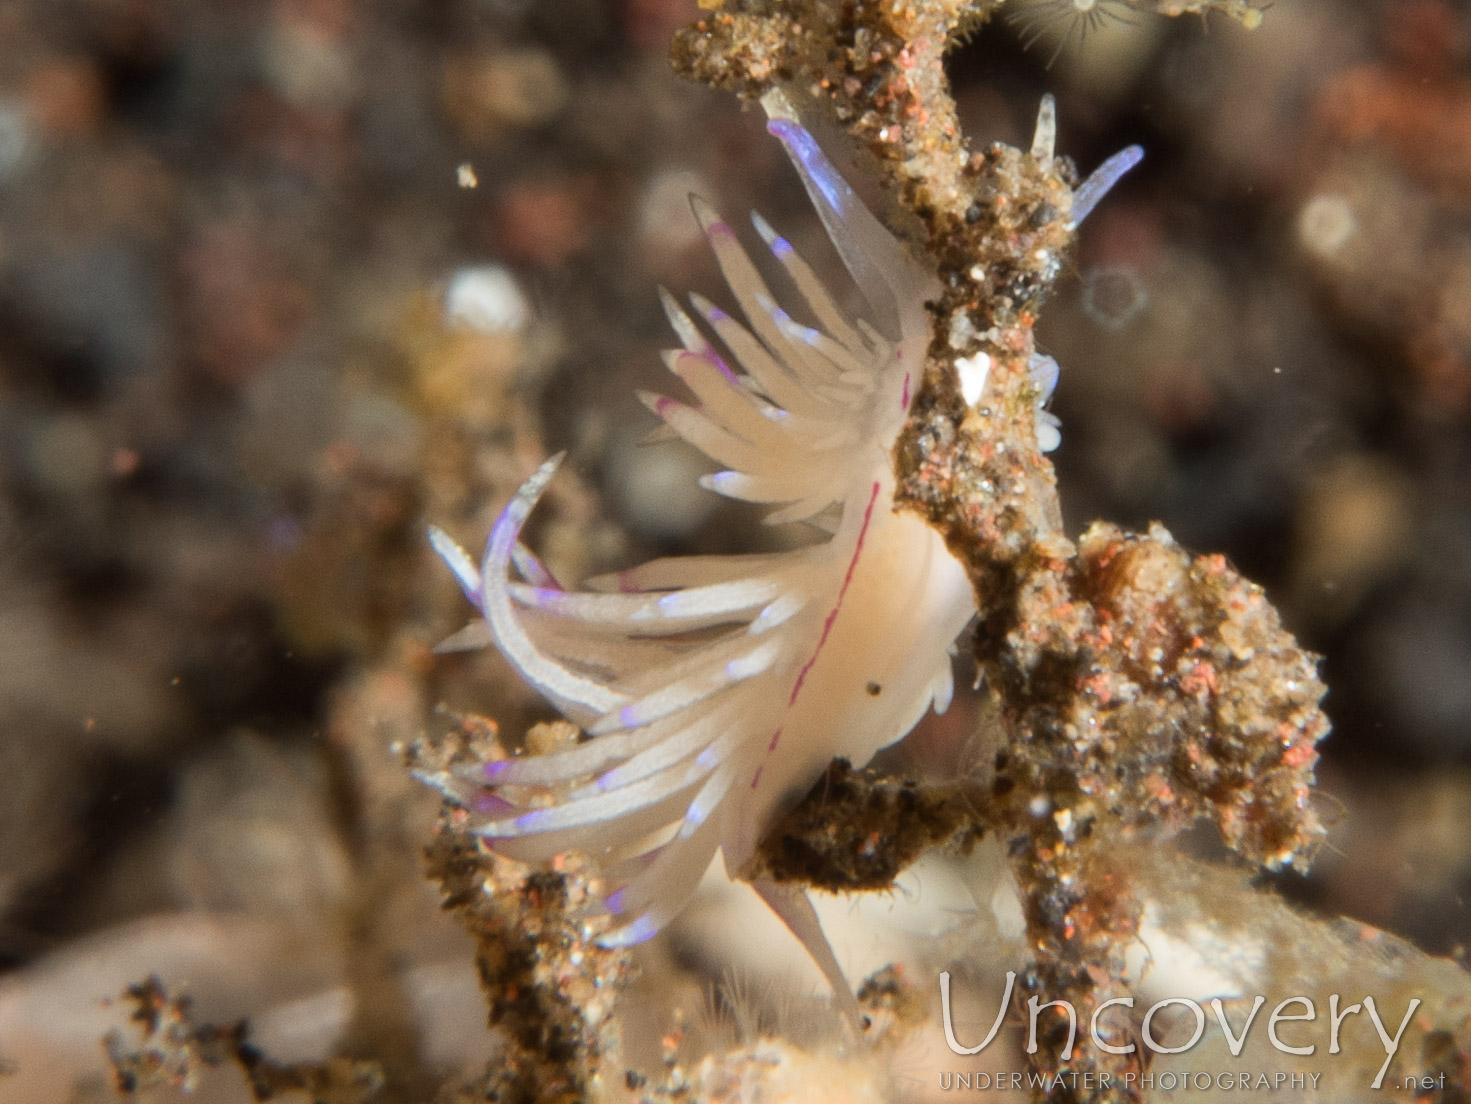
(428, 105), (1138, 948)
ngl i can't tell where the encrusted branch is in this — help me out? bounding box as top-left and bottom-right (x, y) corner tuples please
(104, 976), (384, 1104)
(408, 718), (634, 1103)
(674, 2), (1325, 1099)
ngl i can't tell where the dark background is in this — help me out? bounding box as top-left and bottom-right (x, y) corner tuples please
(0, 0), (1467, 1056)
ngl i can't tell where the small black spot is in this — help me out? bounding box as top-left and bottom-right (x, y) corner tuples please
(964, 203), (983, 224)
(625, 1070), (647, 1090)
(866, 681), (882, 696)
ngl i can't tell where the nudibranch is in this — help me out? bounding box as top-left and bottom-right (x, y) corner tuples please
(428, 100), (1140, 991)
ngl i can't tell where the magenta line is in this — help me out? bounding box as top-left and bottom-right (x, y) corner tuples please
(751, 728), (783, 790)
(751, 480), (883, 792)
(787, 480), (882, 707)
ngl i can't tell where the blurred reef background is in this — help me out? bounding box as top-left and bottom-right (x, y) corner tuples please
(1, 0), (1470, 1100)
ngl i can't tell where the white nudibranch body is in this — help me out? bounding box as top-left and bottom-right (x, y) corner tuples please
(428, 106), (1136, 950)
(427, 117), (970, 946)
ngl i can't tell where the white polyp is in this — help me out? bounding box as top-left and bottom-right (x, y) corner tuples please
(1027, 353), (1063, 451)
(1037, 411), (1062, 453)
(1032, 94), (1057, 167)
(956, 351), (992, 406)
(1029, 353), (1060, 403)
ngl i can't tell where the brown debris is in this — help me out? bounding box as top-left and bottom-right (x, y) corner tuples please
(408, 717), (635, 1104)
(749, 757), (985, 892)
(103, 975), (384, 1104)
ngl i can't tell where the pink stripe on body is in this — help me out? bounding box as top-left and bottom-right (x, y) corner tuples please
(751, 480), (882, 790)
